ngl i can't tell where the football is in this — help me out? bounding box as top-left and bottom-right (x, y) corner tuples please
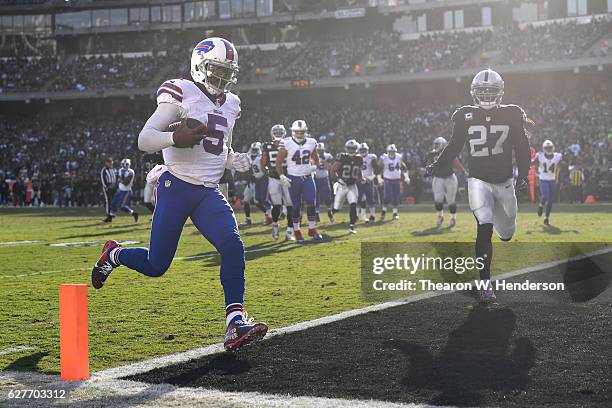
(166, 117), (205, 132)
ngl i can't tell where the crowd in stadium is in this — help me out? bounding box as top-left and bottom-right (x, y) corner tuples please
(1, 91), (610, 207)
(1, 15), (610, 93)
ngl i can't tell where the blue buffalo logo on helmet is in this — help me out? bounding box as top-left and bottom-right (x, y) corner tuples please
(194, 40), (215, 54)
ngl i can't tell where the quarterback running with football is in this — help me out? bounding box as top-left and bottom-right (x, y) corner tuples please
(90, 37), (268, 350)
(428, 68), (531, 304)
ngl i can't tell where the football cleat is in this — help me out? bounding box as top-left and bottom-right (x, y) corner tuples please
(272, 224), (280, 240)
(449, 218), (456, 228)
(224, 314), (268, 351)
(133, 212), (139, 223)
(103, 215), (113, 223)
(285, 230), (295, 241)
(437, 215), (444, 227)
(264, 216), (273, 225)
(294, 230), (305, 244)
(478, 286), (498, 305)
(308, 228), (323, 241)
(380, 211), (386, 221)
(91, 240), (121, 289)
(349, 225), (357, 234)
(393, 213), (399, 220)
(327, 209), (335, 223)
(544, 218), (550, 226)
(369, 215), (375, 223)
(240, 218), (252, 227)
(537, 205), (543, 217)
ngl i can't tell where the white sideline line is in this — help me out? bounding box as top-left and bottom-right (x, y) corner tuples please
(0, 346), (35, 356)
(0, 371), (448, 408)
(0, 240), (44, 246)
(95, 246), (612, 381)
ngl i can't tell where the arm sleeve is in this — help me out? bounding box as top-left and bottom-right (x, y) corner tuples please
(514, 113), (531, 180)
(138, 103), (184, 154)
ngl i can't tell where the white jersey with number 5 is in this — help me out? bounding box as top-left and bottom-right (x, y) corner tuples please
(156, 78), (241, 186)
(536, 152), (562, 181)
(280, 137), (318, 177)
(361, 153), (378, 180)
(381, 153), (402, 180)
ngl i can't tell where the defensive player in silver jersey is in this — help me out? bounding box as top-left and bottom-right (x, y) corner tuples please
(429, 68), (531, 304)
(91, 37), (267, 350)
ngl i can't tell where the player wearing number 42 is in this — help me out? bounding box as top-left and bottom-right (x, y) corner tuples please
(428, 68), (531, 305)
(90, 37), (268, 351)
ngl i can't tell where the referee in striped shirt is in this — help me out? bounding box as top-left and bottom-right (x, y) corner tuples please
(101, 158), (117, 222)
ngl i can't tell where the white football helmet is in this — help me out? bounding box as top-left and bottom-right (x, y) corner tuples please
(121, 158), (131, 169)
(359, 142), (369, 157)
(470, 68), (504, 110)
(433, 137), (447, 153)
(250, 142), (262, 157)
(316, 142), (326, 155)
(542, 140), (554, 154)
(270, 124), (286, 141)
(387, 144), (398, 154)
(345, 139), (359, 155)
(191, 37), (239, 95)
(290, 120), (308, 141)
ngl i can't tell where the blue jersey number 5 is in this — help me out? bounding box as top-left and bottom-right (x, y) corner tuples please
(204, 114), (227, 156)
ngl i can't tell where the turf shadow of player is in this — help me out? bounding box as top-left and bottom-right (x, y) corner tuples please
(384, 307), (535, 406)
(410, 225), (453, 237)
(187, 240), (303, 266)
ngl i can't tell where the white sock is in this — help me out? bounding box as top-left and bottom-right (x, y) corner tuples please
(393, 208), (398, 214)
(109, 248), (121, 267)
(308, 220), (316, 229)
(370, 207), (376, 216)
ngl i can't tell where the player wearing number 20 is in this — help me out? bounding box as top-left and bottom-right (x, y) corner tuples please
(276, 120), (322, 244)
(90, 37), (268, 351)
(429, 68), (531, 304)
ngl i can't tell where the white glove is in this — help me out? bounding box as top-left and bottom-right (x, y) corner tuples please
(377, 175), (384, 185)
(231, 153), (251, 172)
(280, 174), (292, 188)
(309, 164), (318, 174)
(403, 172), (410, 184)
(337, 178), (347, 186)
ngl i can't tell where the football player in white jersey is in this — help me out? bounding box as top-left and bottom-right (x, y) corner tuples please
(90, 37), (267, 351)
(261, 124), (295, 241)
(425, 137), (466, 227)
(357, 142), (378, 223)
(241, 142), (271, 226)
(534, 140), (562, 225)
(109, 158), (139, 222)
(314, 142), (334, 222)
(378, 144), (409, 220)
(276, 120), (322, 243)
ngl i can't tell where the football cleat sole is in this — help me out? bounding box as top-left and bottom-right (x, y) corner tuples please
(224, 323), (268, 351)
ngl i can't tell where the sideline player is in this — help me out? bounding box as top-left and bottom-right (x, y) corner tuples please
(331, 139), (363, 233)
(429, 68), (531, 304)
(276, 120), (322, 243)
(534, 140), (561, 225)
(314, 142), (334, 222)
(142, 151), (163, 214)
(109, 158), (139, 222)
(262, 124), (295, 240)
(425, 137), (465, 227)
(242, 142), (271, 226)
(90, 37), (268, 350)
(378, 144), (409, 220)
(357, 142), (378, 223)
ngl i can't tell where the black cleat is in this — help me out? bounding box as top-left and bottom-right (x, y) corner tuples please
(224, 316), (268, 351)
(103, 215), (113, 223)
(537, 205), (543, 217)
(380, 211), (386, 221)
(91, 240), (121, 289)
(327, 209), (335, 223)
(369, 215), (375, 223)
(133, 212), (139, 223)
(544, 218), (550, 225)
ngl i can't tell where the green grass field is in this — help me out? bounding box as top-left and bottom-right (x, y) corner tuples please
(1, 204), (611, 374)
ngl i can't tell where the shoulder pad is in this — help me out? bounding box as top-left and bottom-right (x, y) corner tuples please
(501, 104), (528, 121)
(157, 79), (186, 105)
(451, 105), (477, 123)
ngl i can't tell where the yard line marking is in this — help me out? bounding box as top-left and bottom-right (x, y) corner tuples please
(95, 247), (612, 380)
(0, 346), (35, 356)
(0, 240), (44, 246)
(0, 268), (88, 279)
